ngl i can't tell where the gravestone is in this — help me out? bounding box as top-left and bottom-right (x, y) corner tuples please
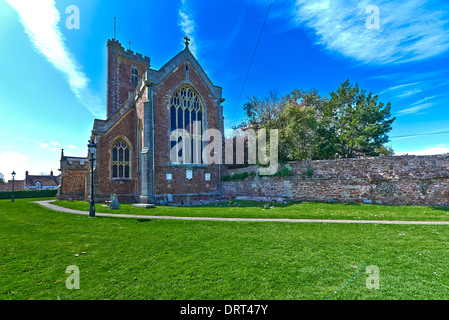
(110, 194), (120, 210)
(167, 194), (173, 203)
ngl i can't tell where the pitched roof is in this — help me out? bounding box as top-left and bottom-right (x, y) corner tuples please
(25, 174), (59, 187)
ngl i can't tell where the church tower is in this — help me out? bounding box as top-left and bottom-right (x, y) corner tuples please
(106, 39), (151, 118)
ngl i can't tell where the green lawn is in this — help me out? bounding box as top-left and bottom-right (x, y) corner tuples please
(2, 198), (449, 300)
(53, 199), (449, 222)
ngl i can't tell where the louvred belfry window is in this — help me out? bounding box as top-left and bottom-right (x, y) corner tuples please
(112, 138), (131, 179)
(169, 86), (204, 164)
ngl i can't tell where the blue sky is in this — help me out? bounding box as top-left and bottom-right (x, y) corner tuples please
(1, 0), (449, 180)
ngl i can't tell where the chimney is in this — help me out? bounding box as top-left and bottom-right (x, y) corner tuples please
(50, 171), (53, 176)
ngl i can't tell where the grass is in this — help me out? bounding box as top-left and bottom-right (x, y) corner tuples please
(2, 198), (449, 300)
(52, 199), (449, 222)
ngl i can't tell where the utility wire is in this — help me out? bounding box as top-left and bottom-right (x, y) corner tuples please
(229, 0), (273, 129)
(390, 130), (449, 139)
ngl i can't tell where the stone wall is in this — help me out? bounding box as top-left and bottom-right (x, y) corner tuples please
(222, 155), (449, 206)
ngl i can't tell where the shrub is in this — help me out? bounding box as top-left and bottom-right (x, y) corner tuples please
(304, 168), (314, 177)
(222, 172), (251, 181)
(274, 167), (292, 177)
(222, 174), (232, 182)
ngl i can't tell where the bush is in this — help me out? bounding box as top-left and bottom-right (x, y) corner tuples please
(0, 189), (58, 200)
(222, 171), (253, 181)
(222, 174), (232, 182)
(274, 167), (292, 177)
(304, 168), (314, 177)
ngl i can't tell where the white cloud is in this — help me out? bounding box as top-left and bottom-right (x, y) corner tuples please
(395, 146), (449, 155)
(0, 151), (30, 180)
(51, 141), (59, 146)
(6, 0), (103, 117)
(178, 0), (198, 56)
(293, 0), (449, 64)
(68, 144), (77, 150)
(39, 142), (49, 148)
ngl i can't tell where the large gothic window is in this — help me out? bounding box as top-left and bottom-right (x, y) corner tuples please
(112, 138), (131, 179)
(169, 86), (204, 164)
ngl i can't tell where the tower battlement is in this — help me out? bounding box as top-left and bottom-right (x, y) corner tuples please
(107, 39), (151, 65)
(106, 39), (151, 118)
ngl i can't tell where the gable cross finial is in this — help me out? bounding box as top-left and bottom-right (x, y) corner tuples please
(184, 36), (190, 47)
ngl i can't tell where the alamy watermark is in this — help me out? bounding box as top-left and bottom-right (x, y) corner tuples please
(366, 265), (380, 290)
(170, 123), (279, 175)
(65, 5), (80, 30)
(366, 5), (380, 30)
(66, 265), (80, 290)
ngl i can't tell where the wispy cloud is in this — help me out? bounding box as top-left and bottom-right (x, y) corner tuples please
(7, 0), (103, 117)
(293, 0), (449, 65)
(395, 93), (449, 116)
(396, 88), (423, 99)
(178, 0), (198, 56)
(379, 82), (422, 97)
(39, 142), (49, 148)
(68, 144), (77, 150)
(396, 102), (434, 116)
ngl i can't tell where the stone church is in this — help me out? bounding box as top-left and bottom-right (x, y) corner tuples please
(58, 38), (224, 204)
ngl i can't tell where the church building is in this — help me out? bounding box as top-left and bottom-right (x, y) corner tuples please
(58, 37), (225, 204)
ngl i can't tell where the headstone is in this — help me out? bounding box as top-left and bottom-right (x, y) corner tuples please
(110, 194), (120, 210)
(167, 194), (173, 203)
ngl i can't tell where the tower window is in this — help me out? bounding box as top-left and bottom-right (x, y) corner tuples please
(131, 66), (139, 85)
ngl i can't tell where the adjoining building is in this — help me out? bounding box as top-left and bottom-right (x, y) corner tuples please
(25, 171), (59, 190)
(0, 171), (59, 191)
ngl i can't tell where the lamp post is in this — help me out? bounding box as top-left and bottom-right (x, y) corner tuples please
(88, 140), (97, 218)
(11, 171), (16, 203)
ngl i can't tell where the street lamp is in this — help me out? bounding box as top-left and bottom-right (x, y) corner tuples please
(88, 140), (97, 218)
(11, 171), (16, 203)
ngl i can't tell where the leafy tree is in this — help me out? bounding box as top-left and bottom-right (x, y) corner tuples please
(275, 89), (326, 161)
(320, 79), (395, 158)
(237, 80), (395, 163)
(240, 90), (282, 130)
(0, 172), (5, 184)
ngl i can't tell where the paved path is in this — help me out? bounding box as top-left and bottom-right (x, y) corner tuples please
(34, 200), (449, 225)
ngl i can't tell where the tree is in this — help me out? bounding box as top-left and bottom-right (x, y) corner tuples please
(237, 80), (395, 163)
(320, 79), (396, 158)
(275, 89), (326, 161)
(0, 172), (5, 184)
(240, 90), (282, 130)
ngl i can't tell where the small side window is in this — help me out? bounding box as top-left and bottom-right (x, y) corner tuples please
(166, 172), (173, 181)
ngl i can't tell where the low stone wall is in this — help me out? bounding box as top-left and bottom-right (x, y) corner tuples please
(222, 155), (449, 206)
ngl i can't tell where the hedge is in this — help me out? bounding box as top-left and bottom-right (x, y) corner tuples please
(0, 189), (58, 200)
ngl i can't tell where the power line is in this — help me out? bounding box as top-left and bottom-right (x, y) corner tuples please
(229, 0), (272, 129)
(390, 130), (449, 139)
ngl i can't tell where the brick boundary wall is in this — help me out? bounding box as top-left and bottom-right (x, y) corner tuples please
(222, 155), (449, 206)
